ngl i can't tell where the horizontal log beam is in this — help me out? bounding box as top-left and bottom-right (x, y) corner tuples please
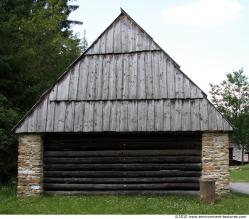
(43, 176), (200, 183)
(44, 163), (202, 171)
(44, 170), (201, 177)
(44, 149), (201, 157)
(44, 190), (199, 196)
(44, 156), (201, 164)
(43, 183), (199, 190)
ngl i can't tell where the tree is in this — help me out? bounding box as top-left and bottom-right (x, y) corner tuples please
(209, 69), (249, 164)
(0, 0), (86, 184)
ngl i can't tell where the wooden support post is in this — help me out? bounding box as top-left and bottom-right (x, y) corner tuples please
(200, 179), (215, 204)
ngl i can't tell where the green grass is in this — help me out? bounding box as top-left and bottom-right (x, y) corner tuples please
(0, 186), (249, 214)
(230, 164), (249, 182)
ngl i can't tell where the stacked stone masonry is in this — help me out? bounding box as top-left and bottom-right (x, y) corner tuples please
(202, 132), (230, 195)
(17, 134), (43, 196)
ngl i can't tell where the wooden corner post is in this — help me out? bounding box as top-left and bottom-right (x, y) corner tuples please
(200, 179), (216, 204)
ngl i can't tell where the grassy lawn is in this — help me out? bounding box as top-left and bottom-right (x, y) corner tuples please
(0, 186), (249, 214)
(230, 164), (249, 182)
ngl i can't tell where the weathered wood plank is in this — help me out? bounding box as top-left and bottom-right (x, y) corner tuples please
(103, 101), (111, 130)
(44, 177), (200, 184)
(191, 100), (200, 131)
(44, 170), (201, 177)
(163, 100), (171, 131)
(128, 54), (137, 99)
(137, 101), (147, 131)
(200, 98), (208, 131)
(167, 60), (175, 98)
(44, 182), (199, 190)
(73, 102), (84, 132)
(44, 149), (201, 157)
(145, 52), (153, 98)
(182, 100), (191, 131)
(137, 53), (146, 99)
(44, 163), (202, 171)
(77, 57), (89, 100)
(155, 100), (164, 131)
(44, 156), (201, 164)
(93, 101), (103, 131)
(64, 102), (75, 132)
(68, 64), (80, 100)
(147, 100), (155, 131)
(108, 55), (117, 99)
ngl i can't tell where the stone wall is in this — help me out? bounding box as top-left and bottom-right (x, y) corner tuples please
(17, 134), (43, 196)
(202, 132), (230, 195)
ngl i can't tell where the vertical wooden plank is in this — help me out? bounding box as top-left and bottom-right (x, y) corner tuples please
(83, 102), (94, 132)
(113, 18), (121, 53)
(46, 90), (56, 132)
(145, 52), (153, 99)
(163, 100), (171, 131)
(103, 101), (111, 131)
(170, 100), (176, 131)
(102, 56), (110, 99)
(36, 97), (48, 132)
(27, 110), (37, 132)
(95, 55), (103, 100)
(175, 69), (184, 98)
(57, 74), (70, 100)
(137, 53), (146, 99)
(191, 100), (200, 131)
(100, 34), (106, 54)
(190, 82), (197, 98)
(137, 101), (147, 131)
(200, 98), (208, 131)
(128, 54), (137, 99)
(93, 101), (103, 131)
(127, 18), (133, 52)
(207, 104), (217, 130)
(106, 26), (113, 53)
(135, 24), (142, 51)
(216, 111), (224, 130)
(86, 56), (96, 99)
(110, 101), (117, 131)
(54, 102), (66, 132)
(115, 101), (121, 131)
(146, 100), (155, 131)
(116, 55), (123, 99)
(152, 52), (160, 99)
(174, 100), (182, 131)
(182, 100), (191, 131)
(68, 63), (80, 100)
(121, 16), (127, 52)
(167, 60), (175, 98)
(159, 52), (168, 98)
(122, 54), (129, 99)
(77, 57), (89, 100)
(183, 76), (191, 98)
(108, 55), (117, 99)
(155, 100), (163, 131)
(128, 101), (138, 131)
(64, 102), (75, 132)
(120, 101), (128, 131)
(73, 102), (84, 132)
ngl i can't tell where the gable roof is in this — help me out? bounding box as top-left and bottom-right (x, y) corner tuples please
(13, 9), (233, 133)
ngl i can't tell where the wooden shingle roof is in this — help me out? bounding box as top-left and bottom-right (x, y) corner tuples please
(14, 9), (233, 133)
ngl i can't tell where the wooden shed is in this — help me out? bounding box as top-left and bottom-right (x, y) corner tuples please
(14, 9), (232, 196)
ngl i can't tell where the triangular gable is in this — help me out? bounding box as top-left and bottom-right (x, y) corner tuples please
(13, 9), (233, 133)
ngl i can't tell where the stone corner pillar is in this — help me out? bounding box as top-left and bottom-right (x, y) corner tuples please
(202, 132), (230, 196)
(17, 134), (43, 196)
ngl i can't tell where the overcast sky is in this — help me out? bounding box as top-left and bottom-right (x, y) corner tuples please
(69, 0), (249, 95)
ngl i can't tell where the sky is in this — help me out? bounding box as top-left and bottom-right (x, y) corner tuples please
(69, 0), (249, 95)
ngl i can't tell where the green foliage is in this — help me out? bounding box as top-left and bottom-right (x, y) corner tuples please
(1, 186), (249, 214)
(209, 69), (249, 163)
(0, 0), (85, 184)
